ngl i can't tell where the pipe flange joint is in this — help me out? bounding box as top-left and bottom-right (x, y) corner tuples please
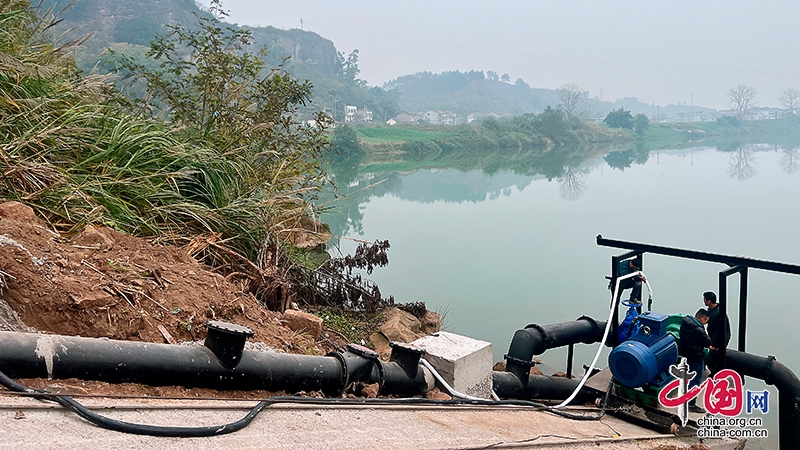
(522, 323), (551, 346)
(328, 351), (350, 393)
(504, 354), (537, 368)
(389, 341), (424, 378)
(203, 320), (254, 369)
(205, 320), (255, 338)
(763, 355), (777, 385)
(576, 315), (602, 343)
(346, 343), (379, 359)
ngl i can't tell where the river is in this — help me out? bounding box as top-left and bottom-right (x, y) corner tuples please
(323, 142), (800, 449)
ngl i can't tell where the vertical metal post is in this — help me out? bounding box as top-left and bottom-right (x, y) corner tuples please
(608, 251), (642, 347)
(718, 271), (727, 371)
(637, 257), (644, 304)
(609, 255), (621, 347)
(739, 268), (748, 353)
(566, 344), (574, 379)
(719, 265), (748, 372)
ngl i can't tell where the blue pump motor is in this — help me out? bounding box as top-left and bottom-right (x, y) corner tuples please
(608, 312), (678, 388)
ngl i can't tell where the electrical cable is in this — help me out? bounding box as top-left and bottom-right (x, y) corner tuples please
(419, 358), (607, 421)
(551, 270), (649, 409)
(0, 367), (616, 437)
(0, 371), (270, 437)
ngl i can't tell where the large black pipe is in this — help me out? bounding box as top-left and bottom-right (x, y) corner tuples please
(504, 316), (606, 384)
(0, 330), (430, 397)
(493, 371), (597, 402)
(726, 350), (800, 450)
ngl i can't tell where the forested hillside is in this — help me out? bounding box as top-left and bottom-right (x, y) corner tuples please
(38, 0), (396, 120)
(385, 71), (559, 116)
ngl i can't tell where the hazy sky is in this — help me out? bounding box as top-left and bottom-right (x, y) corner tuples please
(201, 1), (800, 109)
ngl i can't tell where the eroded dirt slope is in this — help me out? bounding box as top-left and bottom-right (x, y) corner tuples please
(0, 201), (313, 352)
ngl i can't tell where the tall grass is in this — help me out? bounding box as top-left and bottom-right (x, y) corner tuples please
(0, 1), (331, 310)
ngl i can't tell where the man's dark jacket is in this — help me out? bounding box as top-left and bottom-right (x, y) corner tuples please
(706, 306), (731, 349)
(679, 315), (711, 362)
(617, 260), (641, 282)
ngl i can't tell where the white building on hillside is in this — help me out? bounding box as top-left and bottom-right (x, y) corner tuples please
(344, 105), (358, 123)
(425, 110), (462, 126)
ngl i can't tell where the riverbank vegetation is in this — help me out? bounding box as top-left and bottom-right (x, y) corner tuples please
(342, 112), (800, 173)
(636, 115), (800, 151)
(326, 107), (629, 181)
(326, 109), (800, 197)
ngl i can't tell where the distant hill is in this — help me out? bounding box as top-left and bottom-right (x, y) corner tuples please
(385, 70), (718, 120)
(39, 0), (202, 51)
(38, 0), (394, 120)
(385, 71), (559, 116)
(40, 0), (340, 73)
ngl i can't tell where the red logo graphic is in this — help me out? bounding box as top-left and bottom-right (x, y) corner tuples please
(658, 369), (744, 416)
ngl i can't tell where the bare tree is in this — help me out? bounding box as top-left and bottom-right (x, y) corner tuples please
(558, 165), (588, 200)
(558, 83), (585, 119)
(782, 147), (799, 174)
(781, 87), (799, 115)
(728, 145), (755, 181)
(728, 85), (756, 118)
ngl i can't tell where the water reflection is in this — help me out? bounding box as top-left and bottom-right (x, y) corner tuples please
(728, 145), (756, 181)
(603, 143), (650, 171)
(557, 165), (588, 201)
(781, 147), (799, 174)
(322, 141), (799, 239)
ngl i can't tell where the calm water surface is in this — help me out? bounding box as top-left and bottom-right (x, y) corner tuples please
(325, 144), (800, 449)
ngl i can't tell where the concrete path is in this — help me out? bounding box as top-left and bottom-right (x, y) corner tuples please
(0, 395), (743, 450)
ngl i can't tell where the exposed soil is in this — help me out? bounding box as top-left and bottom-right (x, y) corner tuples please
(0, 201), (357, 398)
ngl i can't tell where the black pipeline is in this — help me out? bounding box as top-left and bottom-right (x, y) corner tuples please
(492, 372), (597, 402)
(726, 350), (800, 450)
(502, 316), (606, 385)
(495, 316), (605, 400)
(0, 321), (431, 397)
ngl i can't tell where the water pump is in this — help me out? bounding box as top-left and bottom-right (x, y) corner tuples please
(608, 312), (678, 388)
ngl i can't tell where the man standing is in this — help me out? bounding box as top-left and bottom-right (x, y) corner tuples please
(617, 257), (647, 304)
(679, 309), (712, 413)
(703, 291), (731, 375)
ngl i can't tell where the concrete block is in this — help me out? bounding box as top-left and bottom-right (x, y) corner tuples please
(412, 331), (493, 399)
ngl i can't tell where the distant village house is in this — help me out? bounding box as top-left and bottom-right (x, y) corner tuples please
(344, 105), (373, 124)
(424, 110), (462, 126)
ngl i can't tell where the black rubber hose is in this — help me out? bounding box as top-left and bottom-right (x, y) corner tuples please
(0, 371), (270, 437)
(1, 364), (617, 438)
(223, 395), (607, 421)
(2, 370), (607, 437)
